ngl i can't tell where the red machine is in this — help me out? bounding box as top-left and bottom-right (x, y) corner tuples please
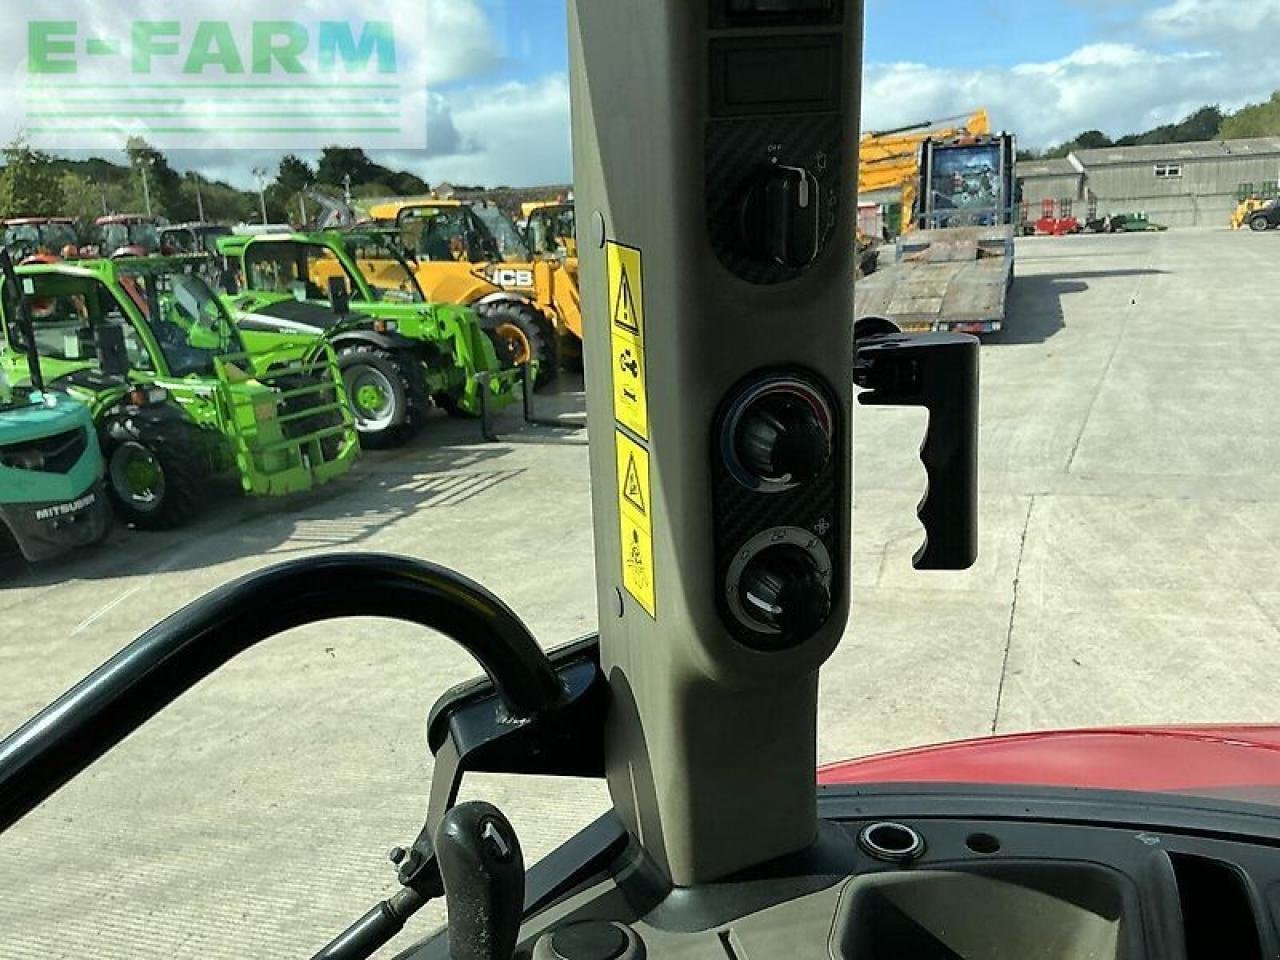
(1035, 198), (1081, 236)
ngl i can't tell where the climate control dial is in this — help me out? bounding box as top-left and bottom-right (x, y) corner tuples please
(722, 377), (833, 492)
(725, 527), (833, 649)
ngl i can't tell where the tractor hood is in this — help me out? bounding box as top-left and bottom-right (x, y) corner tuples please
(818, 725), (1280, 805)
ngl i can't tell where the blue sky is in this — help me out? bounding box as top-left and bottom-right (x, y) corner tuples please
(452, 1), (1150, 85)
(866, 0), (1105, 69)
(402, 0), (1280, 189)
(50, 0), (1280, 190)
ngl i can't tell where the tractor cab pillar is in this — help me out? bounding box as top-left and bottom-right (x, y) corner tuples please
(571, 0), (863, 886)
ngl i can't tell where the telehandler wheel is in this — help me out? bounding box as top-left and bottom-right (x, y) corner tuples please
(103, 418), (205, 531)
(477, 301), (556, 389)
(1249, 215), (1271, 232)
(337, 345), (422, 450)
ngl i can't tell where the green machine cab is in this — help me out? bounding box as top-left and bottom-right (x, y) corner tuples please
(0, 251), (111, 561)
(216, 230), (524, 447)
(0, 257), (359, 530)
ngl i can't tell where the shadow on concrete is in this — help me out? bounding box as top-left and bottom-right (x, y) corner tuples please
(0, 404), (581, 587)
(985, 268), (1167, 346)
(0, 377), (593, 585)
(0, 459), (528, 587)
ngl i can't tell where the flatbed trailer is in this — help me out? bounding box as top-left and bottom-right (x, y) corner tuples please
(854, 224), (1013, 334)
(856, 132), (1016, 335)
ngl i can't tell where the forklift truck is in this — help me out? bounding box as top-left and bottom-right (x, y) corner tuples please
(3, 4), (1278, 960)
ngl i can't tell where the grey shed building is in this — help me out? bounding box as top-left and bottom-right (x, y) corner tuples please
(1016, 137), (1280, 228)
(1018, 156), (1084, 210)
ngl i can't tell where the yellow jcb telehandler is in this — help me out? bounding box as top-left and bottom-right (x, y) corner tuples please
(360, 198), (583, 386)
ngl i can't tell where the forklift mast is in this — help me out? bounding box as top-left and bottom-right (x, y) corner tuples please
(572, 0), (862, 885)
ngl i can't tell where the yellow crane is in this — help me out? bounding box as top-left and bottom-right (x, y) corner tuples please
(859, 108), (991, 236)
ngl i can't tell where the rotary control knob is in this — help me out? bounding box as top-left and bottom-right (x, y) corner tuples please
(725, 527), (835, 648)
(722, 377), (834, 493)
(735, 391), (831, 487)
(739, 164), (822, 267)
(738, 543), (832, 640)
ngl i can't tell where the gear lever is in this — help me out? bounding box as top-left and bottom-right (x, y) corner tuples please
(436, 801), (526, 960)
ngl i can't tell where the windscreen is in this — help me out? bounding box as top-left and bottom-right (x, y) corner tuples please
(471, 203), (531, 261)
(527, 206), (576, 257)
(100, 222), (160, 253)
(924, 143), (1006, 226)
(397, 205), (497, 262)
(15, 271), (151, 372)
(342, 234), (425, 303)
(243, 241), (361, 304)
(117, 267), (243, 375)
(0, 5), (1277, 959)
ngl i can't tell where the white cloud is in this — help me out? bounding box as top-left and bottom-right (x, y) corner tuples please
(412, 73), (571, 187)
(1143, 0), (1280, 55)
(0, 0), (496, 156)
(423, 0), (503, 86)
(862, 0), (1280, 149)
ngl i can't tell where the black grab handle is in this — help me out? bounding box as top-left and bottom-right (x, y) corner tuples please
(0, 553), (564, 835)
(855, 330), (980, 571)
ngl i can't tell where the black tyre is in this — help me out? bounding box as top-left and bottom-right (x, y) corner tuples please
(103, 417), (206, 531)
(1249, 215), (1271, 232)
(337, 345), (423, 449)
(476, 300), (556, 388)
(273, 370), (347, 462)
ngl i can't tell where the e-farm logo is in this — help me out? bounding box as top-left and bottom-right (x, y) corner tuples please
(19, 7), (427, 150)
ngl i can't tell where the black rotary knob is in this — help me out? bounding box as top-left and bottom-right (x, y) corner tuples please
(735, 392), (831, 487)
(738, 544), (831, 639)
(739, 164), (822, 267)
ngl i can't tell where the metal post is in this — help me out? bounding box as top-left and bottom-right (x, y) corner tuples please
(194, 176), (205, 222)
(253, 167), (269, 225)
(139, 161), (152, 217)
(477, 372), (497, 442)
(522, 364), (535, 424)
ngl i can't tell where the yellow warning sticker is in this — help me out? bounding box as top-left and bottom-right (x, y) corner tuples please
(607, 241), (648, 440)
(615, 429), (655, 618)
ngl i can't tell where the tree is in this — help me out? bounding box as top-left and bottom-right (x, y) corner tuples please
(58, 172), (105, 223)
(1219, 93), (1280, 140)
(123, 136), (189, 218)
(316, 147), (377, 188)
(275, 154), (315, 195)
(1073, 130), (1112, 150)
(385, 169), (429, 195)
(1174, 106), (1224, 142)
(0, 139), (66, 218)
(263, 155), (316, 223)
(177, 177), (252, 224)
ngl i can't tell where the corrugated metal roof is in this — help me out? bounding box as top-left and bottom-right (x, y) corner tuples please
(1017, 158), (1078, 178)
(1073, 137), (1280, 166)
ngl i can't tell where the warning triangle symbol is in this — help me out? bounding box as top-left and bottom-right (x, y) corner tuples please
(622, 454), (646, 515)
(613, 267), (640, 335)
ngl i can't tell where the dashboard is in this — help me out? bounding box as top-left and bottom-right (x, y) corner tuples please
(398, 783), (1280, 960)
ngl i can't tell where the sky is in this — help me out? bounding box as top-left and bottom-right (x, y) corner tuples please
(15, 0), (1280, 190)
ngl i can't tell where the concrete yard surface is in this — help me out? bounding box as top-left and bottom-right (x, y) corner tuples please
(3, 229), (1280, 957)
